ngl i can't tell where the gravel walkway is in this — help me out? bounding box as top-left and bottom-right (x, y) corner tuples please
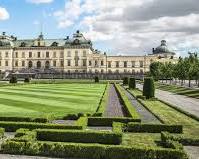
(137, 84), (199, 118)
(51, 120), (76, 125)
(104, 84), (127, 117)
(184, 146), (199, 159)
(122, 87), (161, 124)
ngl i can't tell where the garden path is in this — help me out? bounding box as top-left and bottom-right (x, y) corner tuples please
(184, 146), (199, 159)
(137, 84), (199, 118)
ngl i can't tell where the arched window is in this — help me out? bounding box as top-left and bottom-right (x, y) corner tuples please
(37, 61), (41, 68)
(28, 61), (32, 68)
(45, 61), (50, 69)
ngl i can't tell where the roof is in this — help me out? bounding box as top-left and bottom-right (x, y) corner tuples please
(153, 40), (175, 55)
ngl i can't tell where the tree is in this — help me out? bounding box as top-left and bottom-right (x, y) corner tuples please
(143, 77), (155, 99)
(9, 76), (17, 84)
(149, 62), (163, 81)
(129, 77), (136, 89)
(94, 76), (99, 83)
(123, 77), (129, 85)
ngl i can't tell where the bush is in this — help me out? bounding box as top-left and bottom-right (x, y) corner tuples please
(129, 78), (136, 89)
(143, 77), (155, 99)
(2, 140), (187, 159)
(36, 129), (122, 145)
(123, 77), (128, 85)
(0, 121), (82, 132)
(9, 76), (17, 84)
(75, 117), (87, 129)
(24, 78), (30, 83)
(126, 123), (183, 133)
(0, 116), (48, 123)
(94, 76), (99, 83)
(88, 117), (140, 126)
(63, 114), (79, 120)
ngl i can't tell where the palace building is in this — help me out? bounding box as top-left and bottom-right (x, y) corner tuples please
(0, 30), (176, 76)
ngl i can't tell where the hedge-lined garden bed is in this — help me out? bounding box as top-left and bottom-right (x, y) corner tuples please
(0, 117), (48, 123)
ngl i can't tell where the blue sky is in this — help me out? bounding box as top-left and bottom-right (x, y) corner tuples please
(0, 0), (199, 56)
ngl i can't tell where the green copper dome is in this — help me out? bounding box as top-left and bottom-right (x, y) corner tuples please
(153, 40), (175, 54)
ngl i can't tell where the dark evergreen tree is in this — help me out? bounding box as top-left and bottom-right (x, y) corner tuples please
(143, 77), (155, 99)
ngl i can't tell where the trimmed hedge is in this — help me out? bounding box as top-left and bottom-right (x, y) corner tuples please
(75, 117), (87, 129)
(1, 140), (187, 159)
(143, 77), (155, 99)
(88, 117), (140, 126)
(0, 127), (5, 138)
(93, 83), (110, 117)
(0, 116), (48, 123)
(114, 84), (141, 120)
(123, 77), (128, 85)
(94, 76), (99, 83)
(36, 129), (122, 145)
(112, 122), (123, 133)
(129, 78), (136, 89)
(161, 131), (199, 146)
(0, 121), (82, 132)
(126, 123), (183, 133)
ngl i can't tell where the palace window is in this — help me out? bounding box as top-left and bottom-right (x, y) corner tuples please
(89, 61), (92, 66)
(124, 61), (127, 68)
(116, 61), (119, 68)
(124, 69), (127, 73)
(108, 69), (112, 73)
(46, 52), (49, 58)
(75, 50), (78, 56)
(75, 59), (78, 66)
(5, 52), (8, 58)
(5, 61), (8, 66)
(132, 69), (135, 74)
(53, 52), (56, 58)
(132, 61), (135, 67)
(101, 61), (104, 66)
(37, 61), (41, 68)
(83, 59), (87, 66)
(15, 61), (18, 67)
(116, 70), (119, 73)
(22, 52), (25, 58)
(15, 52), (18, 58)
(101, 69), (104, 73)
(37, 52), (41, 58)
(28, 61), (32, 68)
(140, 69), (143, 74)
(29, 52), (32, 58)
(60, 60), (64, 67)
(139, 61), (143, 67)
(45, 61), (50, 69)
(60, 51), (64, 58)
(67, 51), (71, 57)
(0, 61), (1, 66)
(67, 60), (71, 66)
(83, 50), (86, 57)
(53, 60), (56, 67)
(22, 61), (25, 67)
(95, 60), (98, 66)
(108, 61), (111, 68)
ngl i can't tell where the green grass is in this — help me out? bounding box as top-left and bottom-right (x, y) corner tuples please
(140, 99), (199, 138)
(0, 83), (106, 118)
(155, 82), (199, 99)
(122, 133), (161, 148)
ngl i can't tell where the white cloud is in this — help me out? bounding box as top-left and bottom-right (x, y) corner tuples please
(27, 0), (53, 4)
(0, 7), (9, 20)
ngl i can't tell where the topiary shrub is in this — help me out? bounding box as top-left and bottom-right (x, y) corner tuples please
(143, 77), (155, 99)
(9, 76), (17, 84)
(24, 78), (30, 83)
(94, 76), (99, 83)
(123, 77), (128, 85)
(129, 78), (136, 89)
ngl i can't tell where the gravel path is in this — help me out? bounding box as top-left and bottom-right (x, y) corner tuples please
(137, 84), (199, 118)
(51, 120), (76, 125)
(104, 84), (127, 117)
(184, 146), (199, 159)
(122, 87), (161, 123)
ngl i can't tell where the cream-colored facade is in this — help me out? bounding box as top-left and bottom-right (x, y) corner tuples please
(0, 31), (176, 74)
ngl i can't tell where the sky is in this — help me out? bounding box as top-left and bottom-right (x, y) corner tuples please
(0, 0), (199, 57)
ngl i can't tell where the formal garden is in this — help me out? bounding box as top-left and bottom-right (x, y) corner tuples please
(0, 76), (198, 159)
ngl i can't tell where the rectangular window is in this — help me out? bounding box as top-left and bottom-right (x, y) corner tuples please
(83, 50), (86, 57)
(67, 51), (71, 57)
(5, 52), (8, 58)
(15, 61), (18, 67)
(53, 52), (56, 58)
(67, 60), (71, 66)
(60, 51), (64, 58)
(46, 52), (49, 58)
(83, 59), (87, 66)
(124, 61), (127, 68)
(5, 61), (8, 66)
(75, 59), (78, 66)
(132, 61), (135, 67)
(22, 52), (25, 58)
(75, 50), (78, 56)
(37, 52), (41, 58)
(101, 61), (104, 66)
(22, 61), (25, 67)
(89, 61), (92, 66)
(53, 60), (56, 67)
(60, 60), (64, 67)
(95, 60), (98, 66)
(108, 61), (111, 68)
(140, 61), (143, 67)
(116, 61), (119, 68)
(29, 52), (32, 58)
(15, 52), (18, 58)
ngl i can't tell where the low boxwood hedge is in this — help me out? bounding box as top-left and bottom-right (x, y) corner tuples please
(0, 116), (48, 123)
(1, 140), (187, 159)
(36, 129), (122, 145)
(114, 84), (141, 120)
(0, 121), (82, 132)
(88, 117), (140, 126)
(126, 123), (183, 133)
(112, 122), (124, 133)
(75, 117), (87, 129)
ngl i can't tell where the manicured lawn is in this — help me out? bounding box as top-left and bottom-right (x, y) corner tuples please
(0, 83), (106, 118)
(122, 133), (161, 148)
(155, 82), (199, 99)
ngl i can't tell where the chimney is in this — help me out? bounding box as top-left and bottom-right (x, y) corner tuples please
(66, 36), (69, 40)
(152, 48), (155, 53)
